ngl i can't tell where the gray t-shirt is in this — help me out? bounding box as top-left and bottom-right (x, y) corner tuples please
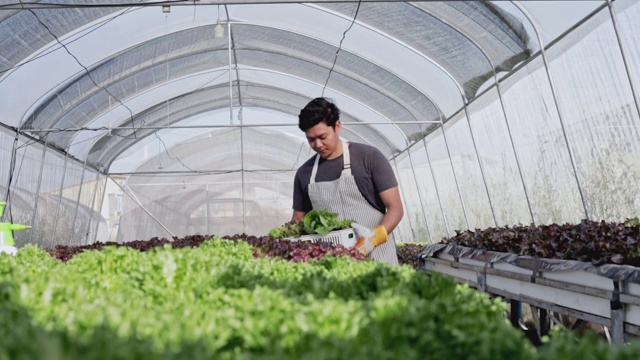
(292, 142), (398, 214)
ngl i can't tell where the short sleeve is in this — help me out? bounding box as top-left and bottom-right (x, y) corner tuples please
(370, 147), (398, 193)
(292, 167), (313, 212)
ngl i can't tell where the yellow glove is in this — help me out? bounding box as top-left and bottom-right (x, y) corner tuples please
(352, 223), (387, 256)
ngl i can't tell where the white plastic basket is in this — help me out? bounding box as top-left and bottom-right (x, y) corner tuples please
(287, 228), (357, 248)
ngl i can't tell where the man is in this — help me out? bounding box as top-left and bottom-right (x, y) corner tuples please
(291, 97), (404, 265)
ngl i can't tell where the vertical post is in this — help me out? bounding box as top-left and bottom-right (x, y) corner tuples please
(493, 74), (536, 225)
(610, 281), (625, 344)
(85, 171), (101, 245)
(406, 147), (432, 242)
(51, 153), (70, 247)
(440, 111), (471, 230)
(538, 308), (549, 338)
(93, 174), (109, 244)
(29, 139), (49, 243)
(511, 2), (590, 220)
(225, 22), (245, 234)
(510, 299), (520, 327)
(423, 137), (450, 238)
(4, 129), (20, 205)
(462, 106), (498, 227)
(206, 183), (210, 235)
(240, 125), (246, 234)
(476, 270), (486, 293)
(70, 158), (88, 246)
(606, 0), (640, 119)
(227, 21), (233, 126)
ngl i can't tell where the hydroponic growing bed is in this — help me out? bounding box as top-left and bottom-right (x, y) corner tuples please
(3, 234), (640, 359)
(418, 219), (640, 344)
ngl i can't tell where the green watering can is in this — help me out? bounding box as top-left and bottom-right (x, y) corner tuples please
(0, 201), (30, 255)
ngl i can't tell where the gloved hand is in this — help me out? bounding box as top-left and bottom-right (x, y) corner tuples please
(351, 223), (387, 256)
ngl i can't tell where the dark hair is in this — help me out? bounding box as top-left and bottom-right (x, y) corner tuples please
(298, 97), (340, 132)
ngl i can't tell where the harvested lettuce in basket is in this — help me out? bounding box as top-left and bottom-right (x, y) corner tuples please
(268, 209), (354, 238)
(301, 209), (354, 235)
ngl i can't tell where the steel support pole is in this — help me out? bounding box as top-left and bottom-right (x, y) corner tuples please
(28, 139), (49, 243)
(3, 132), (19, 206)
(423, 137), (450, 238)
(93, 174), (109, 244)
(512, 2), (590, 220)
(51, 153), (70, 246)
(610, 281), (625, 344)
(227, 20), (233, 125)
(440, 115), (471, 230)
(493, 73), (536, 225)
(607, 0), (640, 120)
(419, 4), (505, 231)
(70, 159), (89, 245)
(206, 183), (211, 235)
(462, 106), (498, 227)
(85, 171), (101, 245)
(112, 177), (176, 238)
(240, 128), (247, 234)
(406, 147), (432, 242)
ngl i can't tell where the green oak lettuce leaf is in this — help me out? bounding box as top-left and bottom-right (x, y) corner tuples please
(301, 210), (353, 235)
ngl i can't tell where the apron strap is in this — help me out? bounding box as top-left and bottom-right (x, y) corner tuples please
(310, 154), (320, 184)
(309, 141), (351, 184)
(341, 141), (351, 176)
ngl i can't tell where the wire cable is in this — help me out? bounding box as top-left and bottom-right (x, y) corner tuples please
(19, 0), (141, 138)
(321, 0), (362, 97)
(0, 6), (137, 77)
(153, 132), (198, 173)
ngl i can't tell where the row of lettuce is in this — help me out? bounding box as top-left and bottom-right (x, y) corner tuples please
(0, 238), (639, 359)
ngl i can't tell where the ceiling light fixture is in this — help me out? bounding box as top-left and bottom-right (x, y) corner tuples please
(214, 5), (224, 39)
(215, 23), (224, 39)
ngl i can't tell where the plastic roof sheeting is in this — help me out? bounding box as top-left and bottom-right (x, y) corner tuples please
(322, 2), (532, 99)
(0, 0), (545, 173)
(0, 0), (607, 182)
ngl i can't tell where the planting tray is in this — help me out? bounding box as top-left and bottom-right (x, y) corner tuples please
(419, 243), (640, 344)
(287, 228), (357, 247)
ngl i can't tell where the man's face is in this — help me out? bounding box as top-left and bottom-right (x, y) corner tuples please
(305, 120), (342, 159)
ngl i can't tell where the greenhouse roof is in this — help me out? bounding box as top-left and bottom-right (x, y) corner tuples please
(0, 0), (604, 174)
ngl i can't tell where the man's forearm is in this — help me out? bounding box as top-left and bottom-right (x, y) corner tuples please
(380, 204), (403, 234)
(378, 186), (404, 234)
(291, 210), (306, 223)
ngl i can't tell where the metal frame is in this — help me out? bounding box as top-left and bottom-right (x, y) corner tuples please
(28, 138), (48, 243)
(421, 252), (640, 344)
(607, 0), (640, 122)
(512, 1), (593, 220)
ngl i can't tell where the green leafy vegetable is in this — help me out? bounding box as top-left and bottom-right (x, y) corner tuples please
(301, 209), (353, 235)
(3, 238), (640, 359)
(268, 221), (303, 238)
(268, 210), (354, 238)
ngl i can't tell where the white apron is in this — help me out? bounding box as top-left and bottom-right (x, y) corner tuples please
(308, 141), (399, 265)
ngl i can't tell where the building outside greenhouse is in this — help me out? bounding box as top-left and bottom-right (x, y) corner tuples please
(2, 0), (638, 247)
